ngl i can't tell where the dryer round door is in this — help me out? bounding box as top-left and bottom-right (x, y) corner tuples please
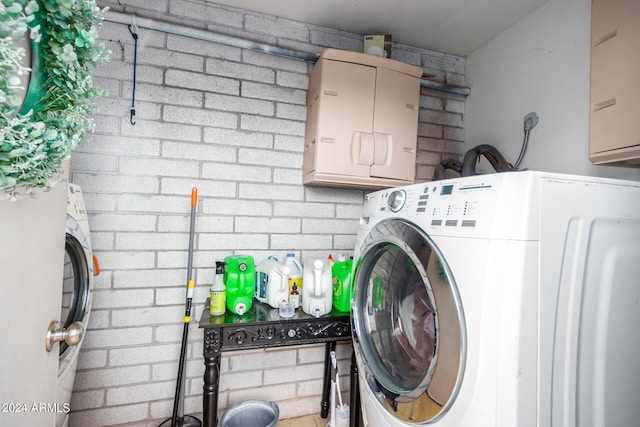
(352, 218), (466, 423)
(60, 213), (93, 375)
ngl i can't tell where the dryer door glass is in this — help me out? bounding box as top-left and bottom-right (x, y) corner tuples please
(352, 218), (465, 423)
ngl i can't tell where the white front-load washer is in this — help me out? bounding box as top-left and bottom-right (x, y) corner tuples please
(57, 184), (95, 427)
(351, 171), (640, 427)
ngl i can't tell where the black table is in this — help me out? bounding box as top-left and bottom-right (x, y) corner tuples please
(198, 300), (359, 427)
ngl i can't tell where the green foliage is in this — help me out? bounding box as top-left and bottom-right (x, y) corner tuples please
(0, 0), (108, 196)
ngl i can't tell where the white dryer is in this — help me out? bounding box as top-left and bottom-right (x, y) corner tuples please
(57, 184), (96, 427)
(351, 171), (640, 427)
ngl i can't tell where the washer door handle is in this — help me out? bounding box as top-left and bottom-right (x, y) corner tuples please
(45, 320), (84, 352)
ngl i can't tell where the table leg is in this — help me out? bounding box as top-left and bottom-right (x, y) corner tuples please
(203, 328), (222, 427)
(203, 353), (221, 427)
(350, 350), (360, 427)
(321, 341), (337, 418)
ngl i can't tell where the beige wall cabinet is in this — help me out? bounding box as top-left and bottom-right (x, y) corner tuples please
(303, 49), (423, 189)
(589, 0), (640, 166)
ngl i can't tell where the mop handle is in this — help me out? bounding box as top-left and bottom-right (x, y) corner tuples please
(184, 188), (198, 321)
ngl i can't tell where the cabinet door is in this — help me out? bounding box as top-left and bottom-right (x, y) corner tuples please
(371, 67), (419, 181)
(590, 0), (640, 162)
(312, 60), (376, 178)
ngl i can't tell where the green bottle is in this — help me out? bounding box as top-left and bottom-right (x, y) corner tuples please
(224, 255), (255, 315)
(332, 253), (354, 312)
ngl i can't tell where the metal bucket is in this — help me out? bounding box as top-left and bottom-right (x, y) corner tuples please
(220, 400), (279, 427)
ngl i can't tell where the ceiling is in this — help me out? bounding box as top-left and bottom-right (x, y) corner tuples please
(208, 0), (549, 57)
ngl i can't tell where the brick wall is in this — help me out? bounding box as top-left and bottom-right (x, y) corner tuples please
(69, 1), (466, 425)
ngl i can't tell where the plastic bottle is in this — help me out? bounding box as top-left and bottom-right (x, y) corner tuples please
(332, 253), (353, 312)
(255, 257), (291, 308)
(210, 261), (226, 316)
(302, 257), (333, 317)
(284, 253), (303, 305)
(224, 255), (255, 315)
(289, 283), (300, 308)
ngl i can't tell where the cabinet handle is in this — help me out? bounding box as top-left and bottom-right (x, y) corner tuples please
(594, 29), (617, 47)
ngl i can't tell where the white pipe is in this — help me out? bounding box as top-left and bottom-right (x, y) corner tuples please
(104, 10), (471, 96)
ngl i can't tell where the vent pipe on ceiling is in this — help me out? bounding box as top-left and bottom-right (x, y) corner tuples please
(104, 10), (471, 96)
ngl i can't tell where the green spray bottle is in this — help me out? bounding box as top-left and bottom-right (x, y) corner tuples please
(224, 255), (255, 315)
(332, 253), (354, 312)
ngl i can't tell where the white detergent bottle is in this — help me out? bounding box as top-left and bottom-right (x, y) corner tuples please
(255, 257), (291, 309)
(302, 257), (333, 317)
(284, 253), (303, 307)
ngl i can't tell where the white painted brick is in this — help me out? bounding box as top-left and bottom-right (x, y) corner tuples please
(69, 389), (105, 411)
(88, 213), (156, 232)
(202, 198), (272, 216)
(120, 156), (200, 178)
(76, 349), (107, 370)
(90, 232), (115, 251)
(201, 163), (271, 182)
(203, 128), (273, 148)
(305, 187), (364, 204)
(116, 232), (188, 250)
(69, 403), (149, 426)
(276, 70), (309, 89)
(153, 324), (184, 344)
(87, 309), (111, 329)
(75, 365), (150, 390)
(206, 58), (275, 83)
(138, 45), (203, 71)
(94, 251), (156, 270)
(238, 183), (303, 201)
(120, 118), (202, 142)
(245, 14), (309, 41)
(112, 305), (183, 327)
(113, 269), (185, 288)
(273, 168), (301, 184)
(158, 214), (234, 233)
(420, 109), (463, 127)
(263, 362), (324, 385)
(273, 134), (304, 152)
(228, 348), (296, 371)
(235, 216), (300, 233)
(109, 343), (181, 367)
(302, 218), (359, 234)
(241, 81), (306, 105)
(149, 395), (202, 421)
(334, 234), (357, 252)
(160, 177), (237, 198)
(228, 382), (296, 404)
(92, 114), (120, 134)
(167, 34), (242, 62)
(106, 380), (175, 405)
(158, 250), (228, 269)
(126, 82), (203, 107)
(296, 377), (324, 397)
(271, 234), (332, 250)
(240, 114), (304, 136)
(219, 370), (263, 391)
(95, 60), (164, 85)
(336, 203), (364, 219)
(165, 69), (239, 95)
(276, 102), (307, 121)
(155, 286), (210, 308)
(169, 1), (244, 28)
(71, 172), (159, 194)
(239, 147), (301, 167)
(204, 93), (274, 116)
(70, 152), (117, 172)
(273, 201), (334, 218)
(92, 289), (156, 310)
(199, 233), (269, 250)
(310, 27), (362, 52)
(278, 395), (324, 420)
(242, 49), (308, 74)
(296, 345), (327, 364)
(163, 105), (237, 128)
(77, 134), (161, 156)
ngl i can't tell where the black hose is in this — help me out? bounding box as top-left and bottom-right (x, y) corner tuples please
(433, 159), (463, 180)
(461, 144), (515, 176)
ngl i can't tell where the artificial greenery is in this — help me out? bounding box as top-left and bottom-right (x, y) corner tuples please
(0, 0), (108, 198)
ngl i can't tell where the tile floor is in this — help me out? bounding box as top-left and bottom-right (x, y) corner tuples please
(278, 413), (328, 427)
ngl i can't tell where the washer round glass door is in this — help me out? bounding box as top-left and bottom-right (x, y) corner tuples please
(352, 218), (466, 423)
